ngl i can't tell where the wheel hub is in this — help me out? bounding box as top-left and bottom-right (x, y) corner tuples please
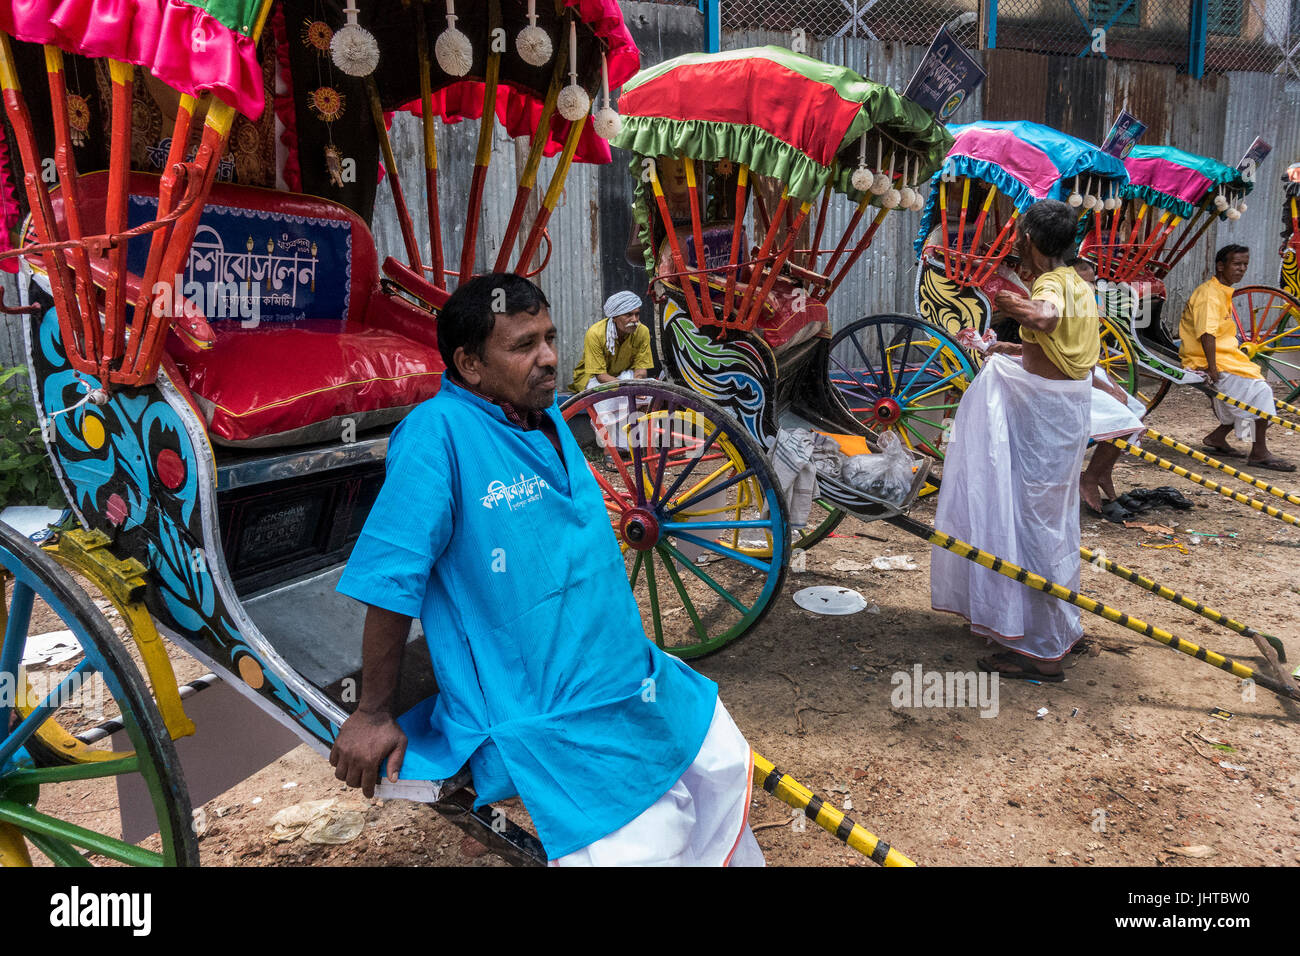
(872, 397), (902, 424)
(620, 507), (661, 552)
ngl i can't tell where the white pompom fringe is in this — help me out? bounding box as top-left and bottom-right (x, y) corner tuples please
(558, 84), (591, 122)
(870, 172), (890, 196)
(851, 166), (873, 192)
(882, 188), (901, 209)
(516, 24), (552, 66)
(593, 107), (622, 140)
(331, 24), (380, 77)
(436, 27), (474, 76)
(1067, 191), (1082, 207)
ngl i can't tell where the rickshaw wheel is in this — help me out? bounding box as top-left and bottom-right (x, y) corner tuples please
(1098, 316), (1137, 393)
(1233, 285), (1300, 401)
(19, 532), (196, 767)
(561, 379), (789, 659)
(794, 500), (844, 550)
(829, 313), (974, 467)
(0, 523), (198, 867)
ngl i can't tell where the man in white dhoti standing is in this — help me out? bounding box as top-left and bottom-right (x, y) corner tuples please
(1178, 245), (1294, 472)
(930, 200), (1099, 680)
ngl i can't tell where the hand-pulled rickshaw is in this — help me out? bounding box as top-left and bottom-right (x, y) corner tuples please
(837, 120), (1131, 467)
(0, 0), (646, 868)
(557, 46), (952, 658)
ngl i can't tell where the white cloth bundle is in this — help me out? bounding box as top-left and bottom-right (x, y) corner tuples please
(1089, 368), (1147, 442)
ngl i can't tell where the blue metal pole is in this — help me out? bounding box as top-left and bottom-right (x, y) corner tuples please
(1189, 0), (1208, 77)
(704, 0), (721, 53)
(986, 0), (998, 49)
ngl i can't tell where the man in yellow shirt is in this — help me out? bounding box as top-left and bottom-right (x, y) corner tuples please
(1179, 245), (1294, 472)
(569, 291), (654, 452)
(932, 199), (1097, 681)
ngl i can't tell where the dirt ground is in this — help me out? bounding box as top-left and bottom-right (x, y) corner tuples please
(15, 384), (1300, 867)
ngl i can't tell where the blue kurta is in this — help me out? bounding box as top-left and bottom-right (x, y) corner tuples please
(336, 377), (719, 858)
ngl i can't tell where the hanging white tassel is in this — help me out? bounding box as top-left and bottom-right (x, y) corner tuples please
(1082, 180), (1099, 211)
(870, 138), (890, 195)
(898, 155), (917, 209)
(557, 19), (591, 121)
(331, 0), (380, 77)
(1237, 200), (1248, 214)
(1067, 176), (1082, 207)
(435, 0), (473, 76)
(910, 183), (926, 212)
(851, 135), (873, 192)
(1214, 191), (1229, 212)
(879, 150), (900, 206)
(1226, 208), (1242, 220)
(593, 53), (621, 139)
(516, 0), (553, 66)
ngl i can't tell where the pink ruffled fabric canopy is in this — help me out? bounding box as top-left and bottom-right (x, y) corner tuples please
(0, 0), (268, 119)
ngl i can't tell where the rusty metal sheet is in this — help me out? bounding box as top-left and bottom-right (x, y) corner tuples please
(981, 49), (1049, 122)
(1044, 55), (1107, 142)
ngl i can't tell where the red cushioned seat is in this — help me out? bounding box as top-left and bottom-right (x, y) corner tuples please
(173, 323), (442, 448)
(39, 172), (445, 447)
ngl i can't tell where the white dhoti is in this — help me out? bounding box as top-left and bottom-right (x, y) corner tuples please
(585, 370), (638, 450)
(931, 355), (1091, 661)
(550, 698), (764, 867)
(1209, 371), (1276, 442)
(1089, 368), (1147, 442)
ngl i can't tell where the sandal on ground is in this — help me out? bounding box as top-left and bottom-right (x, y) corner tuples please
(1151, 486), (1193, 509)
(977, 651), (1065, 682)
(1246, 455), (1297, 473)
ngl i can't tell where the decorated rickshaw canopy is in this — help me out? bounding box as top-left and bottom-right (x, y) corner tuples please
(1122, 145), (1251, 219)
(914, 120), (1128, 256)
(613, 46), (952, 203)
(0, 0), (637, 162)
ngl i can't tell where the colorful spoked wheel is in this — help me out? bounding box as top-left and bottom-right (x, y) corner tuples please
(1097, 316), (1137, 394)
(561, 379), (789, 659)
(0, 522), (197, 866)
(829, 313), (974, 464)
(1233, 285), (1300, 402)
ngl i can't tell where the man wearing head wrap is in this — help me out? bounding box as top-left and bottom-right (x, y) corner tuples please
(569, 291), (654, 452)
(569, 290), (653, 391)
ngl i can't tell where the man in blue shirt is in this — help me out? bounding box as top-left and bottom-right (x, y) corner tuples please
(331, 274), (763, 865)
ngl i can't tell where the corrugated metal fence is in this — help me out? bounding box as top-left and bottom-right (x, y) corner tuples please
(3, 2), (1299, 385)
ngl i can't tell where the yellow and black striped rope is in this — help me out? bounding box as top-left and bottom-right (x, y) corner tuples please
(751, 752), (915, 867)
(1110, 438), (1300, 530)
(1201, 387), (1300, 435)
(886, 515), (1297, 701)
(1079, 545), (1287, 664)
(1277, 397), (1300, 419)
(1144, 428), (1300, 508)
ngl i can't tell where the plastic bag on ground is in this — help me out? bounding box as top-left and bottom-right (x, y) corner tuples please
(840, 432), (916, 505)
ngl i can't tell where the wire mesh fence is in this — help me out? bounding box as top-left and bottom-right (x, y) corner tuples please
(717, 0), (1300, 76)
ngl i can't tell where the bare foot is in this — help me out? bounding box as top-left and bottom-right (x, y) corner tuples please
(1080, 479), (1104, 513)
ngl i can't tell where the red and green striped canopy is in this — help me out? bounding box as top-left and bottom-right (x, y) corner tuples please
(615, 46), (951, 202)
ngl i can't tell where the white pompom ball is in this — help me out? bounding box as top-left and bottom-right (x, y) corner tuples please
(1082, 194), (1099, 210)
(1237, 201), (1248, 213)
(330, 24), (380, 77)
(1103, 197), (1118, 211)
(851, 165), (873, 192)
(516, 24), (553, 66)
(870, 172), (891, 196)
(882, 188), (901, 209)
(1214, 194), (1229, 211)
(593, 106), (622, 140)
(557, 84), (591, 122)
(910, 191), (926, 212)
(1226, 208), (1242, 220)
(436, 27), (474, 76)
(899, 186), (917, 208)
(1067, 191), (1082, 207)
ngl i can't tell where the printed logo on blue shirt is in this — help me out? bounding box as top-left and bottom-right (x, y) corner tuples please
(481, 473), (551, 511)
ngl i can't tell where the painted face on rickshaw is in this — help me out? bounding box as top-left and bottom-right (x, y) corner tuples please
(457, 307), (559, 411)
(1216, 251), (1249, 286)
